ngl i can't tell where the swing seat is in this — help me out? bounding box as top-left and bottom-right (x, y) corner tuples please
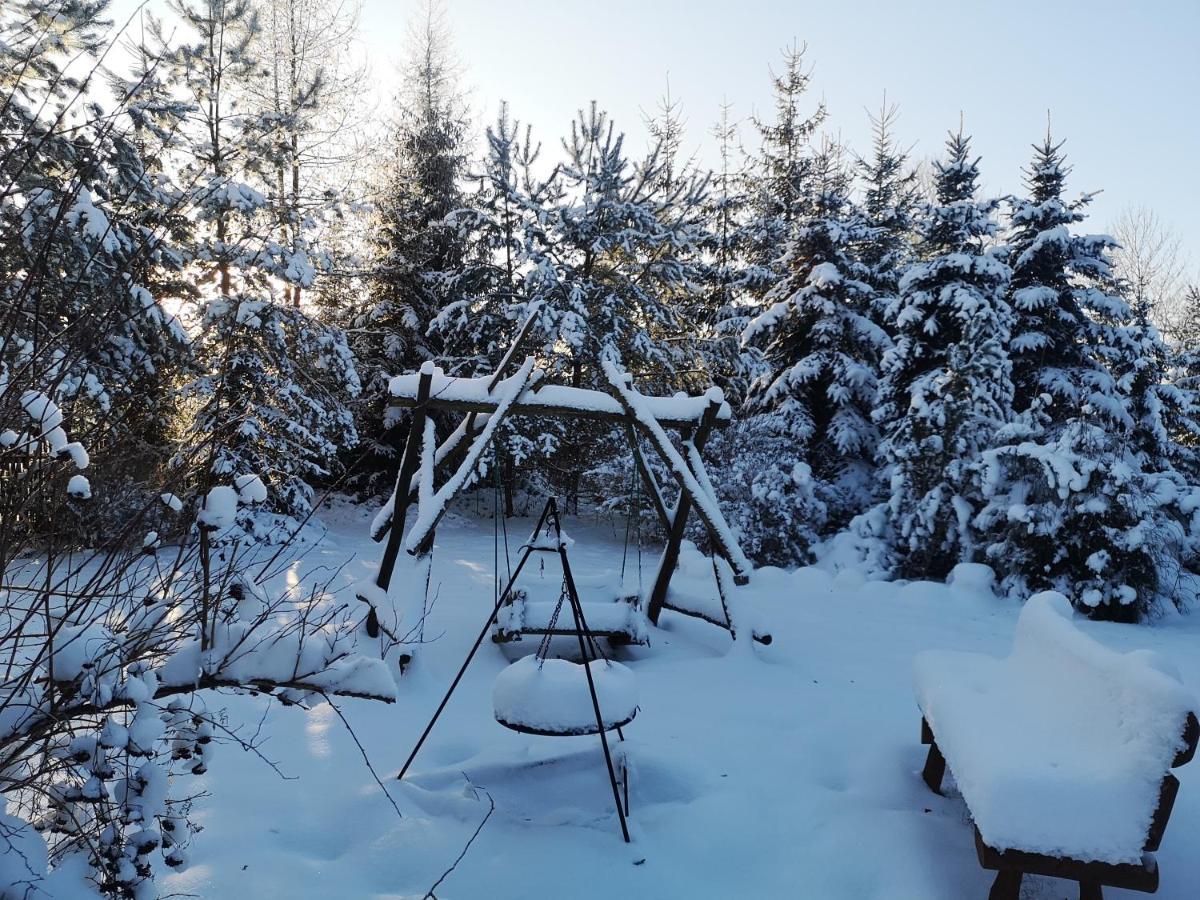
(493, 655), (638, 736)
(493, 595), (649, 646)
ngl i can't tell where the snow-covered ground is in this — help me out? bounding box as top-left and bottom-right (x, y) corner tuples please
(162, 500), (1200, 899)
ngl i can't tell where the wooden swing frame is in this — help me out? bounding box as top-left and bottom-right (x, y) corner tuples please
(367, 314), (755, 642)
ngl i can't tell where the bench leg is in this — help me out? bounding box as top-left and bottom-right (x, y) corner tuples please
(922, 739), (947, 795)
(1078, 882), (1103, 900)
(988, 869), (1022, 900)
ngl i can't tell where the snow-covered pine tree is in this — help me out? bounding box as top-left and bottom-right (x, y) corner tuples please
(250, 0), (368, 308)
(876, 129), (1013, 579)
(743, 41), (827, 314)
(0, 1), (191, 539)
(431, 103), (544, 376)
(975, 135), (1197, 620)
(165, 0), (360, 533)
(353, 0), (471, 494)
(738, 141), (888, 558)
(500, 103), (709, 506)
(855, 99), (919, 304)
(697, 101), (763, 405)
(1003, 134), (1107, 417)
(525, 102), (706, 393)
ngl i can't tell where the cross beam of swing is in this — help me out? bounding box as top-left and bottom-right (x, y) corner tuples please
(387, 372), (734, 431)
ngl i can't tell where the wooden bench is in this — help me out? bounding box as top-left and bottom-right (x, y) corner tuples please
(915, 592), (1199, 900)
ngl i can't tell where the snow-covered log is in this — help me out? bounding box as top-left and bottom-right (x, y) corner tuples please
(389, 365), (732, 430)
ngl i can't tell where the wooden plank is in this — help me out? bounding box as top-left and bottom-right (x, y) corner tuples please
(389, 391), (728, 431)
(921, 734), (947, 795)
(374, 369), (433, 593)
(973, 828), (1159, 893)
(1172, 712), (1199, 767)
(1144, 773), (1179, 852)
(644, 400), (722, 623)
(986, 870), (1022, 900)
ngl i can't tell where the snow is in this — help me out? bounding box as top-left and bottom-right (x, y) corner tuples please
(66, 474), (91, 499)
(197, 486), (239, 530)
(914, 591), (1196, 864)
(235, 473), (268, 504)
(63, 441), (89, 469)
(83, 504), (1192, 900)
(19, 390), (72, 456)
(492, 655), (638, 734)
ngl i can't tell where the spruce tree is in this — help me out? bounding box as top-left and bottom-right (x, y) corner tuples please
(354, 0), (470, 494)
(876, 129), (1013, 578)
(976, 135), (1195, 619)
(1004, 134), (1106, 417)
(699, 101), (762, 404)
(165, 0), (360, 532)
(743, 41), (827, 312)
(741, 142), (887, 547)
(856, 100), (919, 302)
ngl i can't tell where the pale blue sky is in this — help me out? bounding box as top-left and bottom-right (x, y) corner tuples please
(111, 0), (1200, 263)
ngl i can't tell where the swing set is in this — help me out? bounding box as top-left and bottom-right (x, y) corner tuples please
(366, 308), (768, 648)
(371, 312), (770, 841)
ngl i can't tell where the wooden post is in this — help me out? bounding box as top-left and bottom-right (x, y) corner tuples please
(987, 870), (1022, 900)
(374, 369), (433, 596)
(645, 399), (722, 624)
(623, 420), (670, 532)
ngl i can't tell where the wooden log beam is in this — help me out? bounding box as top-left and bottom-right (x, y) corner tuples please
(973, 828), (1159, 894)
(623, 420), (670, 532)
(399, 360), (537, 555)
(374, 368), (433, 595)
(371, 413), (487, 542)
(604, 366), (750, 586)
(659, 600), (772, 645)
(375, 307), (543, 540)
(388, 392), (728, 431)
(644, 400), (721, 624)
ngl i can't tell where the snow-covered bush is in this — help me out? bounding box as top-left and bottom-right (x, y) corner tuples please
(975, 420), (1186, 620)
(706, 418), (825, 567)
(0, 9), (394, 892)
(0, 449), (397, 897)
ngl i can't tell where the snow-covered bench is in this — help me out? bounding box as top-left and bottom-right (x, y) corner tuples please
(914, 592), (1199, 900)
